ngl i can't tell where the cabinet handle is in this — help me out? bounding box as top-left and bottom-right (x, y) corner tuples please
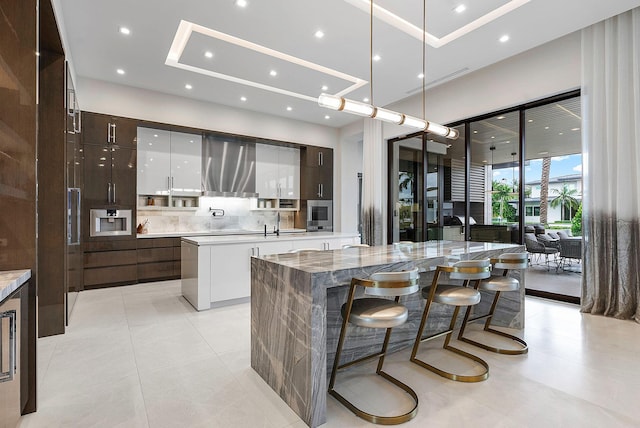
(317, 184), (321, 198)
(112, 123), (117, 144)
(107, 183), (112, 204)
(167, 176), (171, 191)
(256, 247), (260, 257)
(0, 310), (17, 382)
(107, 123), (111, 143)
(112, 182), (116, 204)
(76, 108), (82, 134)
(171, 176), (174, 188)
(251, 247), (255, 256)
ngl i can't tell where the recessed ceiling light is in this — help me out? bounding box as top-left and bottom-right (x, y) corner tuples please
(482, 160), (487, 163)
(119, 27), (131, 35)
(539, 151), (549, 155)
(499, 35), (510, 43)
(497, 115), (505, 119)
(418, 73), (424, 79)
(373, 54), (381, 61)
(240, 96), (247, 102)
(204, 51), (213, 58)
(116, 68), (125, 75)
(321, 85), (328, 91)
(473, 130), (478, 134)
(324, 115), (330, 120)
(363, 97), (369, 102)
(558, 132), (563, 135)
(491, 136), (495, 139)
(454, 4), (466, 13)
(286, 106), (292, 111)
(314, 30), (324, 39)
(545, 126), (550, 130)
(185, 84), (193, 90)
(571, 127), (580, 131)
(269, 70), (277, 77)
(153, 134), (158, 138)
(235, 0), (248, 8)
(528, 119), (533, 123)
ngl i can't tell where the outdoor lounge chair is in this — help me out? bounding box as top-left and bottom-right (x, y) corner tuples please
(559, 238), (582, 271)
(524, 233), (558, 269)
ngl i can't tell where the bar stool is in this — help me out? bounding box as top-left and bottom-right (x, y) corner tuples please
(410, 259), (491, 383)
(458, 252), (528, 355)
(329, 268), (420, 424)
(288, 248), (323, 253)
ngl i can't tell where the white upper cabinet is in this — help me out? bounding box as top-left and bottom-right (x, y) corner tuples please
(169, 131), (202, 196)
(137, 128), (171, 195)
(255, 144), (299, 199)
(137, 127), (202, 197)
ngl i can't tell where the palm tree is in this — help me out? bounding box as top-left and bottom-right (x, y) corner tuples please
(492, 180), (515, 221)
(550, 184), (580, 220)
(539, 157), (551, 225)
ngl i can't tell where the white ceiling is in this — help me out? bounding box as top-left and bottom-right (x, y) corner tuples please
(55, 0), (640, 129)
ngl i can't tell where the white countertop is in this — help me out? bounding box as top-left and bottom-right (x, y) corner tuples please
(0, 269), (31, 303)
(182, 232), (360, 246)
(138, 229), (308, 239)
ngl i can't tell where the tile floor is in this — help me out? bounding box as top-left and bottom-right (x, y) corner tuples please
(19, 280), (640, 428)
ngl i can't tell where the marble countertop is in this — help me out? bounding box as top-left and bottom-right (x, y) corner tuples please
(182, 232), (360, 246)
(138, 228), (308, 239)
(0, 269), (31, 303)
(259, 240), (522, 273)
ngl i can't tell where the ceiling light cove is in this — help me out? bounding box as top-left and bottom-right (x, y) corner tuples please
(165, 20), (367, 103)
(343, 0), (530, 48)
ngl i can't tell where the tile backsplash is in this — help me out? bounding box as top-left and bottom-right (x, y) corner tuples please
(136, 197), (295, 234)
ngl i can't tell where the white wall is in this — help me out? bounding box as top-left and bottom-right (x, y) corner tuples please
(383, 31), (582, 140)
(76, 77), (339, 149)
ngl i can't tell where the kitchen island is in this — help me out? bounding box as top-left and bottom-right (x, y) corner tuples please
(251, 241), (525, 428)
(181, 232), (360, 310)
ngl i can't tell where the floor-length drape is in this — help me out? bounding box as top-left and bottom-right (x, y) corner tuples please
(581, 7), (640, 322)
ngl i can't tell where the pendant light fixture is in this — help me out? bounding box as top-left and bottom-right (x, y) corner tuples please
(318, 0), (459, 139)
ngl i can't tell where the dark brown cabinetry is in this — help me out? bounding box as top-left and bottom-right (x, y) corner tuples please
(83, 240), (138, 288)
(137, 238), (182, 282)
(82, 144), (137, 209)
(300, 146), (333, 200)
(82, 112), (137, 148)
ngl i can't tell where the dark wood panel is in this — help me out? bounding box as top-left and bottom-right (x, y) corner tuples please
(300, 147), (333, 200)
(137, 247), (175, 263)
(137, 261), (179, 282)
(37, 50), (66, 337)
(83, 265), (137, 287)
(84, 250), (137, 268)
(136, 237), (180, 249)
(84, 240), (137, 252)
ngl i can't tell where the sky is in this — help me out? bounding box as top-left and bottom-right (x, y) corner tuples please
(493, 153), (583, 184)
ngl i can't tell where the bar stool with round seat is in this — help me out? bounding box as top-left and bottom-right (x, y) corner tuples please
(342, 243), (370, 249)
(457, 252), (528, 355)
(329, 268), (420, 425)
(410, 259), (491, 383)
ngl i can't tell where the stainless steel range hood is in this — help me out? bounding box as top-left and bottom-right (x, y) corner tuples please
(202, 133), (258, 197)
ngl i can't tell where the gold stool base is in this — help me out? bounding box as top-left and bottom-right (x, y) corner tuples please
(410, 344), (489, 383)
(329, 370), (419, 425)
(459, 326), (528, 355)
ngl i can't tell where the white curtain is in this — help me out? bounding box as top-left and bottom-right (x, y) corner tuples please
(581, 7), (640, 322)
(362, 118), (385, 246)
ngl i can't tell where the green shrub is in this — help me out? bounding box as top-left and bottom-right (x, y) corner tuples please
(571, 204), (583, 235)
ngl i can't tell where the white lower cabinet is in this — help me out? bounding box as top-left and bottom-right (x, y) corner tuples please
(181, 233), (361, 310)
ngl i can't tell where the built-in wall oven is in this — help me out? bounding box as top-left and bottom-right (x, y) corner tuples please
(90, 209), (132, 237)
(306, 200), (333, 231)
